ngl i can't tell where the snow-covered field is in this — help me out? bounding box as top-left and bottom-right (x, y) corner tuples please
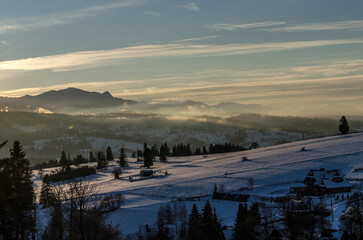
(33, 132), (363, 236)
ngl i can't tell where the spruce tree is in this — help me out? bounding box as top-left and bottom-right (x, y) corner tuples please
(187, 204), (202, 240)
(160, 145), (167, 162)
(119, 148), (126, 167)
(89, 151), (95, 162)
(339, 116), (350, 135)
(231, 203), (248, 240)
(213, 183), (218, 197)
(97, 151), (108, 169)
(157, 204), (166, 226)
(202, 146), (208, 155)
(0, 141), (35, 239)
(164, 143), (170, 156)
(106, 146), (114, 161)
(200, 200), (225, 240)
(151, 144), (159, 159)
(244, 203), (261, 240)
(59, 151), (69, 169)
(143, 146), (153, 168)
(172, 145), (177, 157)
(165, 203), (174, 225)
(40, 179), (56, 208)
(187, 143), (192, 156)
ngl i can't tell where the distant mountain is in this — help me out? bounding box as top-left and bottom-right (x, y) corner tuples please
(131, 100), (267, 116)
(0, 88), (136, 112)
(212, 102), (265, 113)
(0, 88), (267, 116)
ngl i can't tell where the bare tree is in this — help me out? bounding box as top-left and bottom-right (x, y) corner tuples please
(42, 180), (121, 240)
(340, 192), (363, 239)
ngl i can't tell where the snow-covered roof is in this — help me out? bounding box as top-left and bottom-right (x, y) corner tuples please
(305, 168), (351, 189)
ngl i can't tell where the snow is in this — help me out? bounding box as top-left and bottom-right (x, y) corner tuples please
(32, 132), (363, 235)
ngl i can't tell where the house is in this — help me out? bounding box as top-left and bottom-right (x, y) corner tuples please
(291, 168), (351, 196)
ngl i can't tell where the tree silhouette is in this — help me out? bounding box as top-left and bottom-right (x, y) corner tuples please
(187, 204), (202, 240)
(106, 146), (114, 161)
(0, 141), (35, 239)
(339, 116), (350, 135)
(119, 148), (126, 167)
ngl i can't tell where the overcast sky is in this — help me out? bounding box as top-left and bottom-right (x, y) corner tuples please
(1, 0), (363, 115)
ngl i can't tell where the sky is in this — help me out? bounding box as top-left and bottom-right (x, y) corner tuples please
(0, 0), (363, 116)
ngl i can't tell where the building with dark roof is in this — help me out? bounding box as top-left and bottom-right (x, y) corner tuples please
(291, 168), (351, 196)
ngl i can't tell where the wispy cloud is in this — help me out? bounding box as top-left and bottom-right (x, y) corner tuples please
(172, 35), (219, 43)
(0, 0), (144, 34)
(266, 20), (363, 32)
(207, 21), (287, 31)
(144, 11), (160, 18)
(2, 59), (363, 115)
(0, 39), (362, 72)
(0, 40), (9, 45)
(178, 3), (200, 12)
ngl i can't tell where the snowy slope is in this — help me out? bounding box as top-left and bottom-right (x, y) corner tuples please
(33, 133), (363, 235)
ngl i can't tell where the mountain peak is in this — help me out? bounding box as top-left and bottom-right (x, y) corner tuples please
(15, 88), (137, 111)
(102, 91), (113, 98)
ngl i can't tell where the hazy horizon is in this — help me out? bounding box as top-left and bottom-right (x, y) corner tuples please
(1, 0), (363, 116)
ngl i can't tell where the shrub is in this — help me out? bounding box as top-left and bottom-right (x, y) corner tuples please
(43, 166), (96, 183)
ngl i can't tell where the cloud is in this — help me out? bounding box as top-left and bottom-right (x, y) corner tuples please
(144, 11), (160, 18)
(0, 0), (144, 34)
(178, 3), (200, 12)
(265, 20), (363, 32)
(1, 39), (362, 72)
(172, 35), (219, 43)
(1, 40), (9, 45)
(207, 21), (287, 31)
(2, 59), (363, 115)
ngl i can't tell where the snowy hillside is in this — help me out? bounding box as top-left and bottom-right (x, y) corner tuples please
(33, 133), (363, 235)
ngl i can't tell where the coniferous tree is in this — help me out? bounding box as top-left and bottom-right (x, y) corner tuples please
(59, 151), (69, 169)
(89, 151), (96, 162)
(97, 151), (108, 169)
(245, 203), (261, 240)
(0, 141), (35, 239)
(164, 143), (170, 156)
(200, 200), (225, 240)
(165, 203), (174, 225)
(213, 183), (218, 197)
(202, 146), (208, 155)
(40, 179), (56, 208)
(186, 143), (192, 156)
(339, 115), (350, 135)
(155, 223), (171, 240)
(231, 203), (249, 240)
(157, 204), (166, 226)
(187, 204), (202, 240)
(178, 202), (188, 239)
(194, 147), (202, 155)
(136, 149), (143, 161)
(106, 146), (114, 161)
(119, 148), (127, 167)
(143, 145), (153, 168)
(160, 145), (167, 163)
(151, 144), (159, 159)
(172, 145), (177, 157)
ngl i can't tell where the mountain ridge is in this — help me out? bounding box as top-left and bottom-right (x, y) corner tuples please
(0, 87), (267, 115)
